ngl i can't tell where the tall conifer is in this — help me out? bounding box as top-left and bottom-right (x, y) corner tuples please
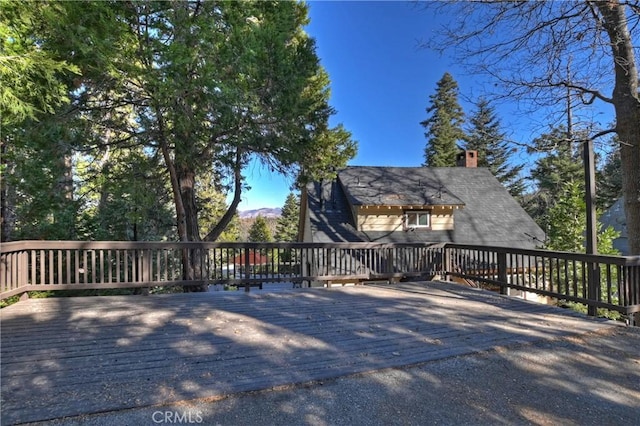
(420, 72), (464, 167)
(524, 126), (584, 229)
(465, 98), (525, 196)
(248, 216), (273, 242)
(275, 193), (300, 242)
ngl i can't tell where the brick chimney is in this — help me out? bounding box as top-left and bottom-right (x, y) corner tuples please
(456, 150), (477, 168)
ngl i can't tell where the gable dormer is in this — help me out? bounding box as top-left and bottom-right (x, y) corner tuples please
(337, 167), (464, 233)
(355, 205), (457, 232)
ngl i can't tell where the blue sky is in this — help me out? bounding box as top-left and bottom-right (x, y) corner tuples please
(235, 1), (551, 211)
(239, 1), (449, 210)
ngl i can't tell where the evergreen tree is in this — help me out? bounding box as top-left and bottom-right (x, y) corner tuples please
(424, 0), (640, 255)
(248, 216), (273, 242)
(2, 2), (356, 250)
(0, 1), (80, 125)
(275, 193), (300, 242)
(196, 171), (239, 242)
(420, 72), (465, 167)
(4, 119), (79, 240)
(597, 144), (623, 211)
(75, 145), (175, 241)
(465, 98), (525, 196)
(524, 126), (584, 230)
(528, 126), (584, 194)
(544, 180), (620, 318)
(1, 1), (124, 241)
(545, 181), (619, 255)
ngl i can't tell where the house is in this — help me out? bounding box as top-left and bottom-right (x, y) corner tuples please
(600, 197), (629, 255)
(232, 251), (270, 275)
(299, 151), (545, 249)
(232, 251), (269, 266)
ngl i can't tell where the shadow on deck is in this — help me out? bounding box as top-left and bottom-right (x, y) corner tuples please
(0, 281), (637, 425)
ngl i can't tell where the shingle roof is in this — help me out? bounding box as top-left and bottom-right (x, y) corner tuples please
(305, 179), (368, 243)
(305, 166), (545, 249)
(338, 167), (465, 207)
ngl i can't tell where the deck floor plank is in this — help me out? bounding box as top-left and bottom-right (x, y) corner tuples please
(0, 281), (616, 424)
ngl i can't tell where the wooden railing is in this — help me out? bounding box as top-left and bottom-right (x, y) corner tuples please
(0, 241), (443, 296)
(2, 240), (639, 325)
(444, 243), (640, 325)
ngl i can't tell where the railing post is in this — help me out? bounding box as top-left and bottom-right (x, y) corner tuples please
(16, 251), (29, 287)
(244, 248), (251, 292)
(625, 261), (639, 325)
(142, 249), (151, 296)
(0, 253), (5, 291)
(587, 261), (599, 317)
(498, 252), (508, 295)
(142, 249), (150, 283)
(441, 246), (449, 281)
(18, 250), (28, 290)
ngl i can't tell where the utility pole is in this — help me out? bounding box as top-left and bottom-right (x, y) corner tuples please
(566, 58), (597, 256)
(567, 58), (599, 314)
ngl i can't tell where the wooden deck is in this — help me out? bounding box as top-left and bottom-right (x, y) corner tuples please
(0, 281), (616, 424)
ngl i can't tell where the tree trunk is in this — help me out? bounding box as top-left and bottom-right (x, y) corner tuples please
(204, 148), (244, 242)
(177, 163), (208, 292)
(0, 141), (16, 242)
(157, 116), (189, 242)
(155, 111), (205, 290)
(596, 0), (640, 255)
(177, 164), (201, 242)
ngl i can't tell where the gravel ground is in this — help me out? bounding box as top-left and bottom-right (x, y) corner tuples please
(32, 326), (640, 426)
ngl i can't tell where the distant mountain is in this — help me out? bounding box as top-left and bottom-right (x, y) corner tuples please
(238, 208), (282, 218)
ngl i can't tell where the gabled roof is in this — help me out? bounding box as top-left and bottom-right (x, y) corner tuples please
(304, 179), (367, 243)
(304, 166), (545, 249)
(338, 167), (465, 207)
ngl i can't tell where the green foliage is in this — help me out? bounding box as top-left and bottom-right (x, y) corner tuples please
(464, 98), (525, 196)
(74, 147), (176, 241)
(2, 1), (355, 244)
(0, 1), (79, 125)
(524, 126), (585, 229)
(196, 172), (240, 242)
(597, 225), (621, 256)
(528, 127), (584, 194)
(275, 192), (300, 242)
(119, 1), (354, 241)
(597, 145), (623, 211)
(0, 295), (20, 308)
(248, 215), (273, 242)
(421, 72), (465, 167)
(544, 180), (620, 255)
(3, 118), (78, 240)
(544, 181), (588, 253)
(544, 180), (621, 320)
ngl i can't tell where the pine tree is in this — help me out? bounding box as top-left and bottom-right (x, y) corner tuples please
(528, 126), (584, 195)
(196, 170), (239, 242)
(545, 181), (619, 255)
(275, 193), (300, 242)
(597, 144), (623, 211)
(248, 216), (273, 242)
(420, 72), (465, 167)
(465, 98), (525, 196)
(524, 126), (584, 230)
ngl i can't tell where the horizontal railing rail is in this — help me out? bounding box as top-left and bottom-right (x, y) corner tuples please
(2, 240), (639, 325)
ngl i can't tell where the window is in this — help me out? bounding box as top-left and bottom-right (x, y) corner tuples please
(405, 211), (431, 229)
